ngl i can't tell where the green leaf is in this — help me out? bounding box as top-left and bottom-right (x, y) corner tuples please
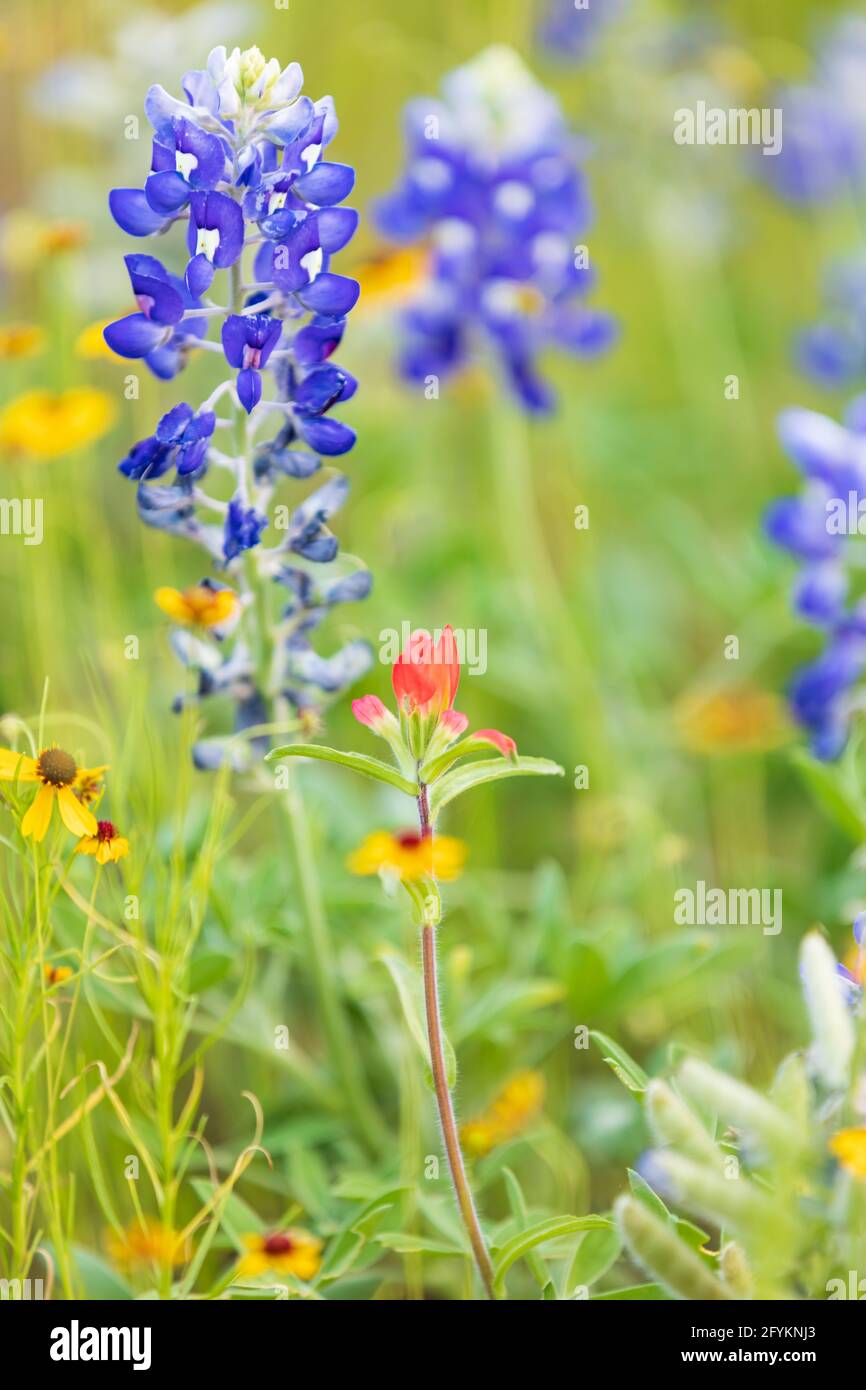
(628, 1168), (670, 1222)
(187, 949), (233, 994)
(377, 948), (457, 1090)
(589, 1030), (649, 1093)
(593, 1282), (672, 1300)
(790, 747), (866, 841)
(502, 1168), (550, 1291)
(69, 1246), (133, 1300)
(266, 744), (417, 797)
(563, 1226), (622, 1296)
(428, 756), (564, 819)
(492, 1215), (611, 1297)
(374, 1230), (463, 1255)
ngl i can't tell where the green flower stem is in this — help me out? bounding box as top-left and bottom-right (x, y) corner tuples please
(278, 778), (387, 1156)
(417, 784), (495, 1300)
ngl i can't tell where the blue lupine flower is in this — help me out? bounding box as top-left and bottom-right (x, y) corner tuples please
(796, 256), (866, 390)
(145, 117), (228, 215)
(106, 44), (370, 766)
(119, 403), (216, 480)
(537, 0), (630, 65)
(221, 312), (283, 412)
(223, 496), (268, 561)
(373, 45), (617, 412)
(765, 397), (866, 758)
(759, 17), (866, 206)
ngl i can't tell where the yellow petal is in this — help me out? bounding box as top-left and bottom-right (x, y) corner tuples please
(21, 783), (55, 841)
(75, 837), (98, 856)
(0, 748), (38, 781)
(154, 587), (193, 623)
(74, 763), (108, 788)
(56, 786), (98, 837)
(109, 836), (129, 862)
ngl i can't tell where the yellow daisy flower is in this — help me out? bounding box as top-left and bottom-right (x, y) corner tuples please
(347, 829), (466, 882)
(354, 246), (430, 310)
(676, 688), (790, 755)
(45, 964), (73, 986)
(154, 584), (240, 629)
(237, 1229), (323, 1281)
(0, 745), (100, 842)
(461, 1070), (546, 1158)
(74, 764), (108, 807)
(0, 388), (116, 459)
(75, 819), (129, 865)
(828, 1128), (866, 1179)
(0, 323), (46, 359)
(0, 212), (87, 273)
(106, 1220), (187, 1269)
(75, 318), (120, 360)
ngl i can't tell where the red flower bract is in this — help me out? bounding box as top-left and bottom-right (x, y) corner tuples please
(392, 625), (460, 716)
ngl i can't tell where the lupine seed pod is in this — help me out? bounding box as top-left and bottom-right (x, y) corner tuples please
(614, 1195), (732, 1301)
(677, 1057), (802, 1156)
(651, 1150), (786, 1236)
(800, 930), (854, 1091)
(645, 1079), (725, 1169)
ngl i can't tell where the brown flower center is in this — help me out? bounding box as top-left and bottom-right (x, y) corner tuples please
(397, 830), (429, 849)
(37, 748), (77, 787)
(263, 1233), (294, 1256)
(96, 820), (117, 842)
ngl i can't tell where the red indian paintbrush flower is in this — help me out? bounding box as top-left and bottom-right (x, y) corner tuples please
(352, 624), (516, 764)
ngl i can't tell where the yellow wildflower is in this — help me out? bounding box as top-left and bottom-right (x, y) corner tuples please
(75, 819), (129, 865)
(0, 323), (46, 359)
(154, 584), (240, 629)
(461, 1070), (546, 1158)
(237, 1229), (323, 1281)
(75, 318), (120, 360)
(829, 1128), (866, 1179)
(106, 1220), (187, 1268)
(45, 964), (73, 986)
(347, 829), (466, 882)
(0, 746), (101, 843)
(354, 246), (429, 309)
(677, 688), (790, 755)
(0, 388), (115, 459)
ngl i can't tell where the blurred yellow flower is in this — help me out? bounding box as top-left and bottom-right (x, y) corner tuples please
(0, 323), (46, 359)
(354, 246), (429, 309)
(347, 829), (466, 881)
(75, 319), (120, 360)
(0, 745), (100, 843)
(154, 584), (240, 629)
(0, 211), (88, 273)
(45, 964), (73, 987)
(460, 1070), (546, 1158)
(0, 388), (116, 459)
(76, 819), (129, 865)
(828, 1128), (866, 1179)
(676, 688), (790, 755)
(237, 1229), (323, 1280)
(106, 1220), (187, 1268)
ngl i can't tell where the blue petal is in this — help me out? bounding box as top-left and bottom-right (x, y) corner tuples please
(104, 314), (166, 358)
(296, 415), (357, 455)
(294, 162), (356, 207)
(296, 273), (360, 316)
(109, 187), (169, 236)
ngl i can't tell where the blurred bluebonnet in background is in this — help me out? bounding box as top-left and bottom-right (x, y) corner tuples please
(765, 398), (866, 759)
(374, 45), (617, 412)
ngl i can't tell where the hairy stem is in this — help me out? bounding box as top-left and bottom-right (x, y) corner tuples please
(417, 784), (496, 1299)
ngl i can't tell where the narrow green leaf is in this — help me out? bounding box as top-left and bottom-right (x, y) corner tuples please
(428, 756), (564, 819)
(589, 1030), (649, 1093)
(492, 1215), (611, 1296)
(627, 1168), (670, 1222)
(266, 743), (417, 796)
(790, 747), (866, 841)
(374, 1231), (463, 1255)
(377, 949), (457, 1090)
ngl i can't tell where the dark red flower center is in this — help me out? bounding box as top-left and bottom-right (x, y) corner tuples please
(263, 1233), (294, 1255)
(96, 820), (117, 842)
(396, 830), (431, 849)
